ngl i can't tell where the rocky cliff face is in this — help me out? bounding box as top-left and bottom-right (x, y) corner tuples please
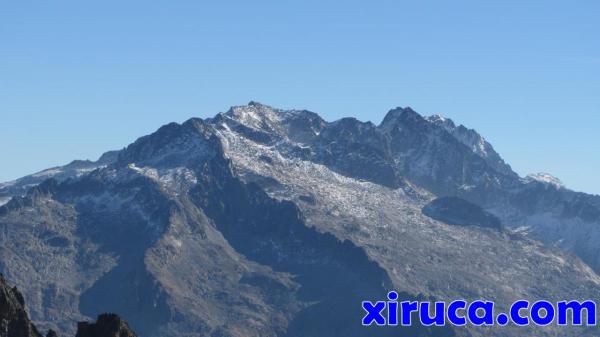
(1, 102), (600, 337)
(425, 114), (516, 177)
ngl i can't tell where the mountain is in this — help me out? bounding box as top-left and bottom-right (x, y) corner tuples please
(1, 102), (600, 337)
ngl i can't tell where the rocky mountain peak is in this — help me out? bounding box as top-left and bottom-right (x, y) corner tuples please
(218, 102), (331, 146)
(116, 118), (218, 169)
(224, 101), (283, 131)
(379, 106), (423, 131)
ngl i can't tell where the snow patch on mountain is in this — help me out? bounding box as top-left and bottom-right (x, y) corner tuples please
(0, 180), (16, 189)
(127, 163), (197, 195)
(0, 153), (117, 199)
(525, 172), (564, 189)
(224, 101), (286, 133)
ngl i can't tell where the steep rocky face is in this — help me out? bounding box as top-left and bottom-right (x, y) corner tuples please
(378, 106), (600, 273)
(311, 118), (406, 188)
(0, 274), (42, 337)
(379, 107), (512, 201)
(2, 102), (600, 337)
(189, 156), (454, 337)
(425, 114), (516, 177)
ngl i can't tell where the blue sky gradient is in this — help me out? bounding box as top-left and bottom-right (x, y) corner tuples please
(1, 1), (599, 194)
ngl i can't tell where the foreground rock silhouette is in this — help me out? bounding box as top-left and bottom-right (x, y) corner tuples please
(75, 314), (136, 337)
(0, 275), (136, 337)
(0, 274), (42, 337)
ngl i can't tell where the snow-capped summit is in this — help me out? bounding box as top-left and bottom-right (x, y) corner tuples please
(526, 172), (565, 189)
(426, 114), (455, 127)
(224, 101), (284, 132)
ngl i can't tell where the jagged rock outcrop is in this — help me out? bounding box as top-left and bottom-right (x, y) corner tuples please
(75, 314), (136, 337)
(0, 274), (42, 337)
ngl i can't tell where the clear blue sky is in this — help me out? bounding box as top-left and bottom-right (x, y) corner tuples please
(1, 1), (599, 194)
